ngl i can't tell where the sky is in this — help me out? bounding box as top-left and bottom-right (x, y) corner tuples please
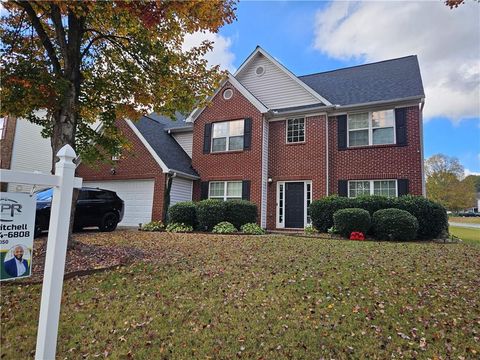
(193, 0), (480, 175)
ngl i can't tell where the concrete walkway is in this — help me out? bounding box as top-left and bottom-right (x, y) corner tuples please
(449, 222), (480, 229)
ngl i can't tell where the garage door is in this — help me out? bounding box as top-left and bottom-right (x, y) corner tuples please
(83, 179), (155, 227)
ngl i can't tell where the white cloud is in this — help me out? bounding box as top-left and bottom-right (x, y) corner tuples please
(465, 168), (480, 177)
(313, 1), (480, 121)
(182, 32), (236, 73)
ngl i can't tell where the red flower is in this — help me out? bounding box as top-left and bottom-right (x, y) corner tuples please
(350, 232), (365, 241)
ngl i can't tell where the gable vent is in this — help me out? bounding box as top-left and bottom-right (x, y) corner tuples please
(255, 66), (265, 76)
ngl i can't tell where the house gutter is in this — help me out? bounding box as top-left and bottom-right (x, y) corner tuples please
(419, 98), (426, 196)
(168, 169), (199, 180)
(166, 127), (193, 134)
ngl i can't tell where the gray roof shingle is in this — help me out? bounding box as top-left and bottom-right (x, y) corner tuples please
(132, 113), (198, 178)
(298, 55), (425, 106)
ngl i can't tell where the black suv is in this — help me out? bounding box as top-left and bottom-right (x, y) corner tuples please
(35, 187), (124, 237)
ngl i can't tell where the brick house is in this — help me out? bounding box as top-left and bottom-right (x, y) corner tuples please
(79, 46), (426, 229)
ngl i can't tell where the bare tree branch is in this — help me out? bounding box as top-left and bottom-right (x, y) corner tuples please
(49, 3), (68, 61)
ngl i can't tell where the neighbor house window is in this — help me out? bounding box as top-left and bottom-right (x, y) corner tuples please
(348, 110), (395, 147)
(211, 119), (244, 152)
(209, 181), (242, 201)
(0, 117), (7, 140)
(287, 118), (305, 143)
(349, 180), (397, 198)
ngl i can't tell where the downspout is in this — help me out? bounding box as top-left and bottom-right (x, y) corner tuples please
(325, 115), (329, 196)
(163, 173), (175, 223)
(419, 99), (426, 196)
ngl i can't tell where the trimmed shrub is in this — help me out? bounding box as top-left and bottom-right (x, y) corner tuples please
(165, 222), (193, 233)
(168, 201), (197, 227)
(140, 221), (164, 232)
(372, 208), (419, 241)
(241, 223), (266, 235)
(212, 221), (237, 234)
(223, 200), (257, 229)
(355, 195), (395, 216)
(309, 194), (448, 240)
(333, 208), (371, 238)
(304, 224), (318, 235)
(309, 195), (355, 232)
(196, 199), (225, 231)
(394, 195), (448, 240)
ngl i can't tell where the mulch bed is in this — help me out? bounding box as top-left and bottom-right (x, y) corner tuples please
(5, 234), (146, 285)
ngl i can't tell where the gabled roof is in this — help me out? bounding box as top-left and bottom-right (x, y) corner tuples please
(235, 46), (332, 106)
(298, 55), (425, 106)
(186, 73), (268, 123)
(128, 113), (199, 179)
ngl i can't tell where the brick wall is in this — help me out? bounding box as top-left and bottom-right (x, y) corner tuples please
(0, 116), (18, 191)
(191, 81), (264, 220)
(267, 115), (327, 229)
(76, 120), (166, 221)
(328, 106), (423, 195)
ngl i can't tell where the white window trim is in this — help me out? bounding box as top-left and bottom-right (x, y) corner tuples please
(285, 118), (306, 144)
(276, 180), (312, 229)
(211, 119), (245, 152)
(347, 110), (396, 147)
(208, 181), (242, 201)
(347, 179), (398, 198)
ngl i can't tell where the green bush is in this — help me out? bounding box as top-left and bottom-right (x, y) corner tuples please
(241, 223), (266, 235)
(223, 200), (257, 229)
(372, 208), (419, 241)
(168, 201), (197, 227)
(309, 195), (447, 240)
(309, 195), (355, 232)
(196, 199), (225, 231)
(212, 221), (237, 234)
(333, 208), (371, 238)
(165, 222), (193, 233)
(140, 221), (164, 232)
(304, 224), (318, 235)
(394, 195), (448, 239)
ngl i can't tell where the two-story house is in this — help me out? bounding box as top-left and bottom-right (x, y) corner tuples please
(78, 46), (425, 230)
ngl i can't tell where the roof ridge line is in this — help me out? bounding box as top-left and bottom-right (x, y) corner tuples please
(298, 55), (418, 78)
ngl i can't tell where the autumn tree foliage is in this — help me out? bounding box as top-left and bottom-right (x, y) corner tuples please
(1, 1), (237, 168)
(425, 154), (476, 211)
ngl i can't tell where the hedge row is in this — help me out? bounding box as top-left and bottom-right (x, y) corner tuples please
(310, 195), (447, 240)
(168, 199), (257, 231)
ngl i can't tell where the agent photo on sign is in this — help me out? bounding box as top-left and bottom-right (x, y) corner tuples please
(4, 245), (30, 277)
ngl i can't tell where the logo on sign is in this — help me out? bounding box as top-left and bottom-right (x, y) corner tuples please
(0, 198), (23, 222)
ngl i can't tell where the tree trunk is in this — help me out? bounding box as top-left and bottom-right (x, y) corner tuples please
(51, 81), (79, 249)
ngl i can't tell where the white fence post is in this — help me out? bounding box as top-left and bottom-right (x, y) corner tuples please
(35, 145), (77, 360)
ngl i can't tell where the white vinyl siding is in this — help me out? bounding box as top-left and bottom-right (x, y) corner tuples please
(170, 177), (193, 205)
(83, 179), (155, 227)
(8, 118), (52, 193)
(172, 132), (193, 157)
(236, 54), (319, 109)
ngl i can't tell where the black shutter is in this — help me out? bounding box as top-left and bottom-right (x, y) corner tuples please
(395, 108), (407, 146)
(203, 123), (212, 154)
(242, 180), (251, 200)
(338, 180), (348, 197)
(337, 115), (347, 150)
(243, 118), (252, 150)
(397, 179), (409, 196)
(200, 181), (209, 200)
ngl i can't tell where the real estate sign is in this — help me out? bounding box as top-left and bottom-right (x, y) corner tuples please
(0, 192), (36, 281)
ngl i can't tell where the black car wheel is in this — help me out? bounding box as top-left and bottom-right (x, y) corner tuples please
(99, 212), (118, 232)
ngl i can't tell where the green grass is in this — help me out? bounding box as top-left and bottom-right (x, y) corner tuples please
(449, 216), (480, 224)
(1, 231), (479, 359)
(450, 225), (480, 245)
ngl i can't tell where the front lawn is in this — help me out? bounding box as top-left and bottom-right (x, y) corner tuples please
(1, 232), (479, 359)
(450, 225), (480, 246)
(449, 216), (480, 224)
